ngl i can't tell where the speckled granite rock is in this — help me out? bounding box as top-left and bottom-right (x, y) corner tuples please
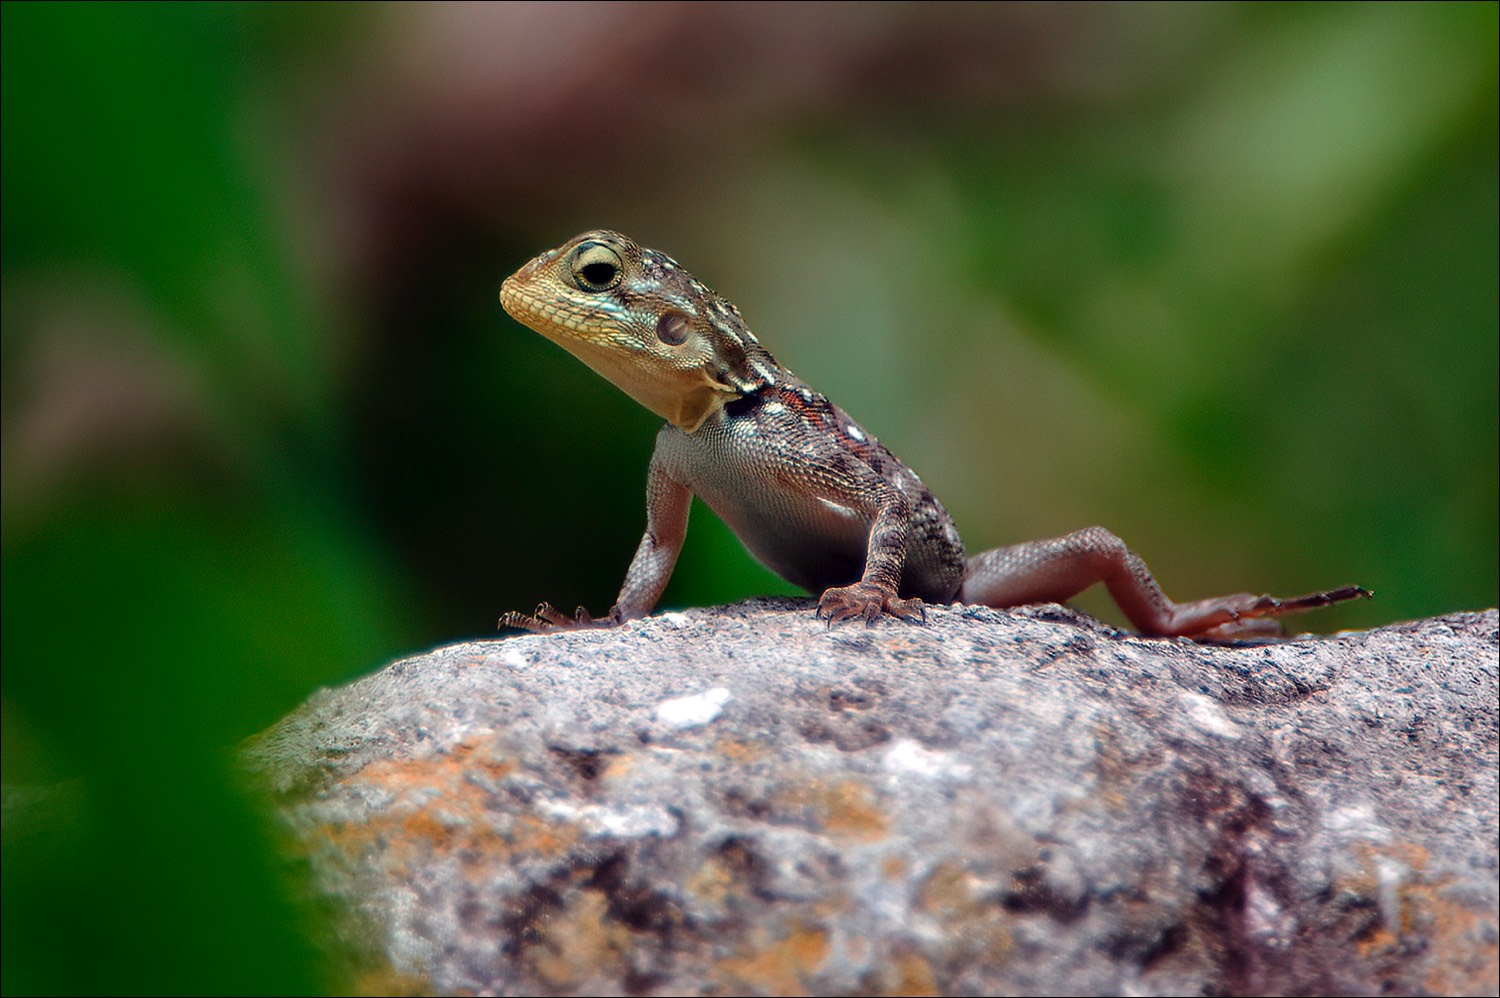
(246, 601), (1499, 996)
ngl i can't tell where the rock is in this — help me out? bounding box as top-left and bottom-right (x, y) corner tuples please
(246, 600), (1499, 996)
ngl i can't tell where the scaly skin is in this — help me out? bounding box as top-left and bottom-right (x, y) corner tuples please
(498, 231), (1369, 639)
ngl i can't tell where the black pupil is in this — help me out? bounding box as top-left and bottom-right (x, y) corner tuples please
(580, 261), (617, 288)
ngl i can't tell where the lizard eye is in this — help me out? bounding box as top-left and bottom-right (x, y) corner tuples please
(656, 310), (691, 345)
(569, 242), (623, 292)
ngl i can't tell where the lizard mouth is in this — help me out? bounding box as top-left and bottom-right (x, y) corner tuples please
(500, 276), (610, 342)
(498, 273), (531, 319)
(499, 274), (733, 432)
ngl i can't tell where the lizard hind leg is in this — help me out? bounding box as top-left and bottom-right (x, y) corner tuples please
(959, 526), (1370, 639)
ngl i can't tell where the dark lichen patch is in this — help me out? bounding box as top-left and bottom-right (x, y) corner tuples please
(713, 836), (774, 900)
(999, 865), (1088, 923)
(495, 852), (690, 995)
(794, 683), (893, 750)
(587, 851), (687, 938)
(548, 744), (613, 784)
(798, 716), (892, 752)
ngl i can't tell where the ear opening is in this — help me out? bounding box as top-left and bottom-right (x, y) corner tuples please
(675, 381), (739, 433)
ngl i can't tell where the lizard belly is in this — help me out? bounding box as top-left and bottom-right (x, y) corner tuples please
(697, 480), (872, 595)
(658, 419), (964, 602)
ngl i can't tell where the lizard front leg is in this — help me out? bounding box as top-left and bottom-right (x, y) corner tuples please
(501, 456), (692, 633)
(960, 526), (1370, 639)
(816, 485), (927, 625)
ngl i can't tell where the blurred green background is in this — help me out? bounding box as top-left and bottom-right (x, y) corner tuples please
(3, 3), (1495, 993)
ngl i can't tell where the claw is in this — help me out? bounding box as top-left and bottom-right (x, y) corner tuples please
(816, 582), (927, 626)
(1176, 584), (1372, 639)
(1272, 585), (1373, 614)
(1234, 585), (1373, 622)
(498, 601), (618, 633)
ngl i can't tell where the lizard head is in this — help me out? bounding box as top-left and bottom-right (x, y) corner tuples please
(500, 230), (780, 433)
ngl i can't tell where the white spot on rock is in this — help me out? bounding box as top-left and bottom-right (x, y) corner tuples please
(1325, 802), (1388, 840)
(1179, 691), (1241, 739)
(543, 801), (680, 839)
(882, 738), (972, 779)
(655, 687), (732, 728)
(1244, 876), (1295, 946)
(658, 611), (692, 629)
(491, 646), (530, 668)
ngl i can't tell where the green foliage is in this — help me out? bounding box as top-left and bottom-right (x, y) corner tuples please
(2, 5), (399, 993)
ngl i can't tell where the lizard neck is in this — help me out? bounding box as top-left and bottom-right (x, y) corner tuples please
(631, 243), (790, 400)
(695, 309), (788, 397)
(668, 317), (791, 433)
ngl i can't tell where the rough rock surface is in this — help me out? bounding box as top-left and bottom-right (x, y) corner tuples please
(247, 600), (1499, 996)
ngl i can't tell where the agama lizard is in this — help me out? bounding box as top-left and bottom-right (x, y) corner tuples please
(498, 230), (1368, 639)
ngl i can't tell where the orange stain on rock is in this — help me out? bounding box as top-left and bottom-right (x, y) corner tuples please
(321, 736), (576, 870)
(775, 778), (889, 841)
(715, 924), (831, 997)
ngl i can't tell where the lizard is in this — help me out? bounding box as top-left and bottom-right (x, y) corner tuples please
(497, 230), (1369, 639)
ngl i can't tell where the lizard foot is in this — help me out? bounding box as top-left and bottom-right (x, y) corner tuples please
(499, 602), (619, 633)
(816, 582), (927, 626)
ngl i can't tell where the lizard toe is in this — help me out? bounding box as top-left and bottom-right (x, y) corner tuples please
(499, 601), (614, 633)
(817, 583), (928, 626)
